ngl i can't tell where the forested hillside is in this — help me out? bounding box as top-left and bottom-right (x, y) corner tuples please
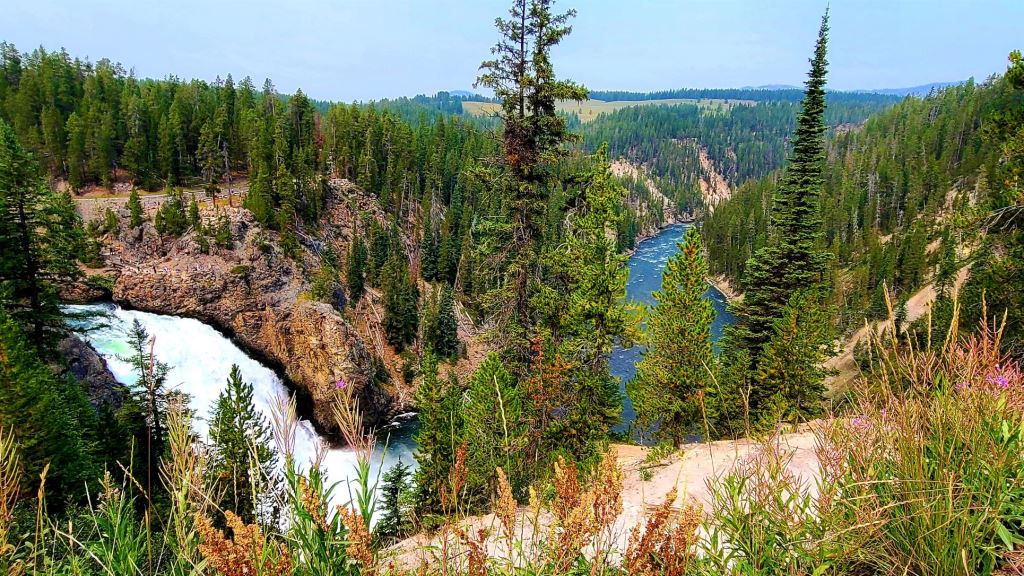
(576, 92), (898, 219)
(704, 76), (1017, 332)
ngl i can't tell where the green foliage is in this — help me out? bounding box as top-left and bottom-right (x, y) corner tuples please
(0, 119), (85, 348)
(474, 0), (589, 367)
(754, 292), (833, 424)
(345, 233), (367, 305)
(154, 189), (189, 236)
(413, 351), (464, 515)
(376, 459), (412, 543)
(628, 226), (715, 446)
(730, 12), (831, 363)
(959, 51), (1024, 353)
(208, 365), (278, 526)
(463, 353), (526, 508)
(0, 312), (97, 503)
(213, 215), (232, 248)
(381, 253), (419, 351)
(423, 284), (460, 359)
(118, 319), (173, 503)
(127, 188), (144, 227)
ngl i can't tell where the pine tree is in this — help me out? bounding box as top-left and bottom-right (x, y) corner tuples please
(377, 459), (411, 542)
(0, 312), (97, 502)
(119, 319), (171, 502)
(728, 11), (832, 424)
(732, 10), (831, 359)
(463, 353), (525, 508)
(154, 190), (188, 236)
(413, 351), (463, 514)
(188, 195), (201, 231)
(474, 0), (588, 366)
(128, 188), (144, 227)
(935, 228), (958, 298)
(346, 234), (368, 305)
(420, 200), (438, 282)
(382, 254), (419, 351)
(627, 226), (715, 447)
(434, 284), (459, 359)
(208, 364), (278, 526)
(754, 292), (832, 424)
(0, 119), (85, 349)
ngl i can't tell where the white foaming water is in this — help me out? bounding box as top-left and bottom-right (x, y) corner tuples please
(67, 303), (417, 506)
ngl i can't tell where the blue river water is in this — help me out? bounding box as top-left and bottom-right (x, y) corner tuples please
(610, 223), (735, 434)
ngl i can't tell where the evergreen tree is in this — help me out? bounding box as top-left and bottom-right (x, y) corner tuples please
(935, 228), (958, 298)
(119, 319), (172, 503)
(0, 119), (85, 349)
(346, 234), (367, 305)
(188, 195), (201, 231)
(377, 459), (411, 542)
(420, 201), (438, 282)
(413, 351), (463, 514)
(474, 0), (588, 366)
(754, 292), (832, 424)
(208, 364), (278, 526)
(381, 253), (419, 351)
(627, 226), (715, 447)
(0, 312), (97, 502)
(732, 11), (831, 358)
(463, 353), (525, 508)
(725, 12), (832, 423)
(128, 188), (144, 227)
(434, 284), (459, 359)
(154, 190), (188, 236)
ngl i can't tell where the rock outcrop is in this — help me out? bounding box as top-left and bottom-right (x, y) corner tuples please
(96, 183), (398, 437)
(57, 335), (126, 409)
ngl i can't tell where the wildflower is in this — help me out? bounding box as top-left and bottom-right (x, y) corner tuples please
(335, 377), (348, 390)
(850, 416), (871, 431)
(987, 374), (1010, 389)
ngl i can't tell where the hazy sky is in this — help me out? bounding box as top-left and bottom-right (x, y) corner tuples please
(3, 0), (1022, 101)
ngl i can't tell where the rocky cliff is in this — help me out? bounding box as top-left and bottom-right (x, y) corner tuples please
(57, 334), (126, 409)
(88, 181), (399, 437)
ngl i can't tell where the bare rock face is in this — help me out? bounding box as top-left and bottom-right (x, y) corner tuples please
(111, 206), (393, 437)
(57, 335), (126, 410)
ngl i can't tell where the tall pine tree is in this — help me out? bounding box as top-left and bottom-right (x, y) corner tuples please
(627, 226), (714, 447)
(208, 364), (278, 526)
(728, 11), (832, 422)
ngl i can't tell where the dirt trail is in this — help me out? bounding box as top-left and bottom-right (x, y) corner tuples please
(825, 265), (972, 391)
(389, 429), (819, 568)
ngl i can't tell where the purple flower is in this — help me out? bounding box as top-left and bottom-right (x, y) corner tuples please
(850, 416), (871, 431)
(335, 378), (348, 390)
(988, 375), (1010, 389)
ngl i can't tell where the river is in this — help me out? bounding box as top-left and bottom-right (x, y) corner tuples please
(69, 223), (733, 489)
(609, 223), (735, 436)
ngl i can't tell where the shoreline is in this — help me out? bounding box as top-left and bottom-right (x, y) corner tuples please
(706, 273), (741, 302)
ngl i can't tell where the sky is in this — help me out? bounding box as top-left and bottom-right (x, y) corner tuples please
(2, 0), (1022, 102)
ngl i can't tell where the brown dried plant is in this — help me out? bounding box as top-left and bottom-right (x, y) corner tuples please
(0, 426), (21, 566)
(196, 511), (292, 576)
(494, 467), (517, 546)
(296, 475), (328, 531)
(623, 488), (700, 576)
(546, 450), (624, 573)
(338, 505), (375, 572)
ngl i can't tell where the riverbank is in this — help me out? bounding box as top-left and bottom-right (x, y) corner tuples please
(706, 273), (741, 301)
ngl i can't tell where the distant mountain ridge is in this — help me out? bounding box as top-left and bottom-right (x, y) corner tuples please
(853, 81), (962, 97)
